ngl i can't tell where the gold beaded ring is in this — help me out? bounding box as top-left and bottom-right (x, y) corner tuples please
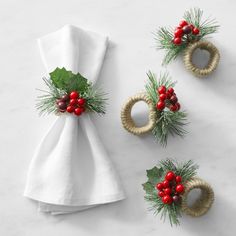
(183, 40), (220, 77)
(156, 8), (220, 78)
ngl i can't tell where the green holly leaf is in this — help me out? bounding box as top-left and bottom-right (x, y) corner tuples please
(49, 67), (89, 92)
(142, 181), (154, 194)
(146, 166), (163, 185)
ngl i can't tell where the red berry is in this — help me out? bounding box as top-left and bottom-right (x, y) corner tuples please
(166, 92), (172, 99)
(179, 20), (188, 28)
(173, 195), (181, 204)
(175, 175), (182, 183)
(192, 27), (200, 35)
(158, 85), (166, 94)
(167, 87), (174, 95)
(70, 91), (79, 99)
(66, 106), (75, 113)
(70, 98), (77, 105)
(189, 24), (194, 31)
(162, 195), (173, 204)
(57, 101), (67, 110)
(176, 184), (184, 193)
(174, 28), (183, 38)
(77, 98), (86, 106)
(61, 94), (70, 102)
(176, 102), (181, 111)
(173, 37), (182, 45)
(158, 191), (165, 197)
(170, 95), (178, 104)
(156, 101), (165, 111)
(164, 188), (172, 195)
(74, 107), (83, 116)
(175, 26), (182, 30)
(156, 183), (164, 191)
(163, 180), (170, 188)
(182, 25), (192, 34)
(170, 104), (178, 112)
(159, 93), (167, 101)
(165, 171), (176, 181)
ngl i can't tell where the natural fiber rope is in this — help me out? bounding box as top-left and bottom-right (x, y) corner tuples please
(181, 177), (214, 217)
(121, 92), (157, 135)
(183, 40), (220, 77)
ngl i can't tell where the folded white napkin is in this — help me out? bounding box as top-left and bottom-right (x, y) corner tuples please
(24, 25), (125, 215)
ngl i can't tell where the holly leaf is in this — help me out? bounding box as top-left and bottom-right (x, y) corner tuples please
(142, 181), (154, 194)
(49, 67), (89, 92)
(146, 166), (163, 185)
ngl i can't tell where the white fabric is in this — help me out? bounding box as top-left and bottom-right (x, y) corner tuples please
(24, 25), (125, 214)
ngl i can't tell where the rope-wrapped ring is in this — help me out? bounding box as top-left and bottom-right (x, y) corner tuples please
(183, 40), (220, 77)
(121, 92), (157, 135)
(181, 177), (214, 217)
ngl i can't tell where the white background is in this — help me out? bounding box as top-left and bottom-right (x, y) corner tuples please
(0, 0), (236, 235)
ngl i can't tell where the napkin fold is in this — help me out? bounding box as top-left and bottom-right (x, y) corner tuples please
(24, 25), (125, 214)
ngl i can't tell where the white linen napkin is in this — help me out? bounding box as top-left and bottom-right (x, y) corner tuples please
(24, 25), (125, 214)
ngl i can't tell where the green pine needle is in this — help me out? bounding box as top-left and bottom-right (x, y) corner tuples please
(142, 159), (198, 226)
(155, 7), (219, 65)
(145, 71), (188, 146)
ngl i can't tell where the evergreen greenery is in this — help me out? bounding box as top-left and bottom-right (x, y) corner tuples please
(155, 8), (219, 65)
(36, 67), (107, 116)
(142, 159), (198, 226)
(145, 71), (187, 146)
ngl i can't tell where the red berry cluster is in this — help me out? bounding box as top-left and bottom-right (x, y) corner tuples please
(156, 171), (184, 205)
(56, 91), (86, 116)
(173, 20), (200, 45)
(156, 86), (180, 112)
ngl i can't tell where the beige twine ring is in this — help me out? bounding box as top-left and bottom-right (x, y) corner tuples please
(121, 92), (157, 135)
(181, 177), (214, 217)
(183, 40), (220, 77)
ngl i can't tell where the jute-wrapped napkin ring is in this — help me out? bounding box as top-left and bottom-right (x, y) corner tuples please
(181, 177), (214, 217)
(156, 8), (220, 78)
(143, 159), (214, 226)
(121, 92), (157, 135)
(183, 40), (220, 77)
(121, 72), (187, 146)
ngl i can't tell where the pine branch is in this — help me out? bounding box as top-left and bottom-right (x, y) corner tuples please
(35, 77), (64, 116)
(82, 85), (108, 114)
(145, 72), (187, 146)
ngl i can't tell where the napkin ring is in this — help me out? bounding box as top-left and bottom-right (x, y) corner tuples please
(155, 8), (220, 77)
(142, 159), (214, 226)
(183, 40), (220, 77)
(121, 92), (157, 135)
(181, 177), (214, 217)
(121, 71), (187, 146)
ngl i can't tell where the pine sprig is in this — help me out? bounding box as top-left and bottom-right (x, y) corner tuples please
(142, 159), (198, 226)
(145, 71), (187, 146)
(36, 77), (65, 116)
(155, 8), (219, 65)
(82, 86), (107, 114)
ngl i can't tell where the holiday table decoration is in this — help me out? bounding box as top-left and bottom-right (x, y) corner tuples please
(24, 25), (125, 215)
(156, 8), (220, 77)
(121, 72), (187, 146)
(142, 159), (214, 226)
(36, 67), (106, 116)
